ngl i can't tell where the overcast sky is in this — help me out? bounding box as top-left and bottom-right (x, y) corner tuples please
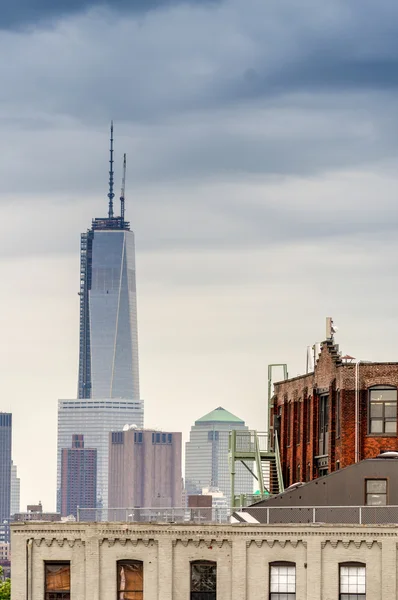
(2, 0), (398, 510)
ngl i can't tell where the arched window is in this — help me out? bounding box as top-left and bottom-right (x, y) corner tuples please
(117, 560), (143, 600)
(339, 562), (365, 599)
(270, 561), (295, 599)
(45, 562), (70, 600)
(190, 560), (216, 600)
(368, 386), (397, 434)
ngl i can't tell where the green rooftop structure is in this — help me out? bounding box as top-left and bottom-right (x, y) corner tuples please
(195, 407), (244, 425)
(185, 406), (253, 505)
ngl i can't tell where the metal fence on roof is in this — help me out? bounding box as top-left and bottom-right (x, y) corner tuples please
(76, 505), (398, 525)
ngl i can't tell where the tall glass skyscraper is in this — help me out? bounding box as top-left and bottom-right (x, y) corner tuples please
(0, 413), (12, 523)
(57, 125), (144, 510)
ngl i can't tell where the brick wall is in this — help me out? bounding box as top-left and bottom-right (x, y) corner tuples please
(273, 342), (398, 486)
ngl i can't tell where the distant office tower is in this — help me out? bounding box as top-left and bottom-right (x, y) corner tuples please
(61, 435), (97, 518)
(57, 124), (143, 511)
(10, 461), (20, 517)
(0, 413), (12, 523)
(185, 406), (252, 505)
(109, 429), (182, 508)
(57, 399), (143, 510)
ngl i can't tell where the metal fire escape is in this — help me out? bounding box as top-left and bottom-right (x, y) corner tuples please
(229, 364), (287, 507)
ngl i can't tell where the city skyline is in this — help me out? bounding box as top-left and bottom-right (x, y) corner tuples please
(3, 0), (398, 510)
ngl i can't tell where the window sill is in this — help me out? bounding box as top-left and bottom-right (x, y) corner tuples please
(366, 434), (397, 438)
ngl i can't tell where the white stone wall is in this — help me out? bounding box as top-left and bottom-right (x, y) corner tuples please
(11, 521), (398, 600)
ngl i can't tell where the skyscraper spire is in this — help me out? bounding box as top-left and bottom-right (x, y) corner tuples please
(108, 121), (115, 219)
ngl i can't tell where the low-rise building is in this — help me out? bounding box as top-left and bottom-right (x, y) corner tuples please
(0, 542), (10, 561)
(13, 502), (61, 523)
(10, 519), (398, 599)
(272, 328), (398, 487)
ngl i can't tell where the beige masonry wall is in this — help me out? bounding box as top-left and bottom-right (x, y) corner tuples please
(10, 521), (398, 600)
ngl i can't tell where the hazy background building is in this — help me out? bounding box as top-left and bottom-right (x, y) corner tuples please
(57, 125), (144, 511)
(61, 435), (97, 518)
(10, 461), (20, 517)
(185, 407), (252, 505)
(109, 428), (182, 509)
(57, 399), (143, 510)
(13, 502), (61, 522)
(0, 413), (12, 524)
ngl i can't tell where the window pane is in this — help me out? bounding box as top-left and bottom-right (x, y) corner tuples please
(367, 493), (387, 506)
(367, 480), (387, 494)
(385, 403), (397, 418)
(370, 403), (383, 417)
(370, 420), (383, 433)
(270, 565), (296, 594)
(118, 562), (143, 593)
(340, 565), (366, 594)
(370, 389), (397, 401)
(191, 562), (217, 592)
(385, 420), (397, 433)
(45, 564), (70, 592)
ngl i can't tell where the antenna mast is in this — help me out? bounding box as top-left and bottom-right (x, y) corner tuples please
(107, 121), (115, 219)
(120, 153), (126, 224)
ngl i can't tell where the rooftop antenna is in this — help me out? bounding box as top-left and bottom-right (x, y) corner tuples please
(107, 121), (115, 219)
(120, 153), (126, 224)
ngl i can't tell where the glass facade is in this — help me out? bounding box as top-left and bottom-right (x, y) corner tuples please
(57, 398), (144, 511)
(79, 229), (140, 400)
(185, 413), (253, 505)
(0, 413), (12, 523)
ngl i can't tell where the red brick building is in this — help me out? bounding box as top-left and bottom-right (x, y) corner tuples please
(272, 339), (398, 488)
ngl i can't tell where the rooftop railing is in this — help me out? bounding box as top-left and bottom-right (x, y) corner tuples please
(76, 505), (398, 526)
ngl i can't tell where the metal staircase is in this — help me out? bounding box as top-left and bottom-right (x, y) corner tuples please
(229, 430), (284, 507)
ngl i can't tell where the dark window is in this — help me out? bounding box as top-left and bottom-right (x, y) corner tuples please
(45, 562), (70, 600)
(339, 563), (365, 599)
(112, 432), (124, 444)
(306, 463), (311, 482)
(368, 387), (397, 435)
(137, 432), (143, 443)
(318, 394), (329, 456)
(270, 562), (296, 599)
(306, 397), (311, 442)
(366, 479), (387, 506)
(336, 391), (341, 438)
(191, 560), (216, 600)
(117, 560), (143, 600)
(296, 402), (301, 444)
(286, 403), (291, 446)
(167, 433), (172, 443)
(297, 464), (301, 482)
(162, 433), (166, 443)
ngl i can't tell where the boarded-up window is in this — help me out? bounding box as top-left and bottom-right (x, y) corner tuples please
(191, 561), (216, 600)
(45, 563), (70, 599)
(117, 560), (143, 600)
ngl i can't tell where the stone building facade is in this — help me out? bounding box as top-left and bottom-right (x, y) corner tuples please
(272, 340), (398, 487)
(10, 520), (398, 599)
